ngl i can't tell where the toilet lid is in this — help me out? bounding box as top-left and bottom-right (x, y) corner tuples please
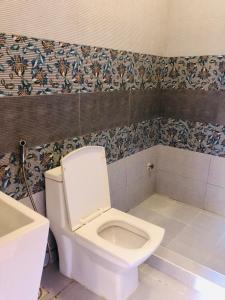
(61, 146), (111, 231)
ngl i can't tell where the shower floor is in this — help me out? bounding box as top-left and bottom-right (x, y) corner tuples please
(129, 194), (225, 286)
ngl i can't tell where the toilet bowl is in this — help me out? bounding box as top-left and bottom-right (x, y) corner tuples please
(45, 146), (164, 300)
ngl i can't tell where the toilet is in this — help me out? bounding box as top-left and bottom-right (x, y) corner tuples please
(45, 146), (164, 300)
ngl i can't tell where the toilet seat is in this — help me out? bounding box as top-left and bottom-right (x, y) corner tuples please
(74, 208), (164, 268)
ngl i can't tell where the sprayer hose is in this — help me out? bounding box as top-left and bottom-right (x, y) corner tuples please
(21, 167), (53, 265)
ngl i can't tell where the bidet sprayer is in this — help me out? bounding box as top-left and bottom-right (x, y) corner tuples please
(19, 140), (26, 165)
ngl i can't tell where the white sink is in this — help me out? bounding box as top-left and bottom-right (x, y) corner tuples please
(0, 191), (49, 300)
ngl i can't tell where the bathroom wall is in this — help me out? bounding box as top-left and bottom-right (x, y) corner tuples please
(157, 55), (225, 157)
(5, 0), (225, 57)
(0, 0), (168, 55)
(156, 145), (225, 218)
(2, 1), (225, 211)
(20, 145), (158, 214)
(0, 32), (160, 200)
(2, 32), (225, 200)
(20, 143), (225, 219)
(108, 146), (157, 211)
(109, 144), (225, 218)
(166, 0), (225, 57)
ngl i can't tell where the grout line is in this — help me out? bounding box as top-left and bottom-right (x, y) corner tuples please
(53, 280), (75, 299)
(165, 223), (190, 248)
(202, 155), (212, 209)
(128, 89), (131, 126)
(78, 93), (81, 135)
(207, 182), (225, 189)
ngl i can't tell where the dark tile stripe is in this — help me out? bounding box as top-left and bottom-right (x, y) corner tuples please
(129, 89), (161, 124)
(0, 89), (161, 153)
(80, 90), (130, 135)
(3, 88), (225, 153)
(160, 89), (225, 125)
(0, 94), (79, 153)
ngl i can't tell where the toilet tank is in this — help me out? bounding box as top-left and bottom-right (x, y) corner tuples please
(45, 166), (69, 229)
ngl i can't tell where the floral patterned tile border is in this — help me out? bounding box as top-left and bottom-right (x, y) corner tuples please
(0, 33), (160, 96)
(159, 56), (225, 90)
(159, 117), (225, 156)
(0, 119), (159, 199)
(1, 33), (225, 96)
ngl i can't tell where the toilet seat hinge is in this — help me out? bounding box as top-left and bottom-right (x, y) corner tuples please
(80, 206), (110, 226)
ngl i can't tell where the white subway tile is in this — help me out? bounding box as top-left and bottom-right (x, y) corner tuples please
(205, 184), (225, 217)
(126, 173), (155, 210)
(125, 146), (157, 185)
(107, 158), (127, 190)
(156, 170), (206, 208)
(157, 146), (210, 182)
(208, 156), (225, 188)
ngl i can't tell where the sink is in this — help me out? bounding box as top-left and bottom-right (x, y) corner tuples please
(0, 191), (49, 300)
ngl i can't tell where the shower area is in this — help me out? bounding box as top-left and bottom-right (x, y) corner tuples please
(106, 134), (225, 292)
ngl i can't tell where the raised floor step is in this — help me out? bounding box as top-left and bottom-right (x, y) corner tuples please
(148, 246), (225, 296)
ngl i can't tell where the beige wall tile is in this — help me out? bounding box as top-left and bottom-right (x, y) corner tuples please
(208, 156), (225, 188)
(205, 184), (225, 217)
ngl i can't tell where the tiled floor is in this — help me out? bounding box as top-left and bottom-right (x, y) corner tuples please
(40, 262), (208, 300)
(129, 193), (225, 275)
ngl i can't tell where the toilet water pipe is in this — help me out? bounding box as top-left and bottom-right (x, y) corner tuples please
(19, 140), (52, 299)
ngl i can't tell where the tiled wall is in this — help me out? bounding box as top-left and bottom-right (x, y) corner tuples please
(165, 0), (225, 57)
(108, 146), (157, 211)
(0, 1), (168, 55)
(159, 118), (225, 157)
(23, 146), (158, 214)
(156, 145), (225, 217)
(2, 32), (225, 202)
(17, 143), (225, 217)
(1, 119), (159, 200)
(0, 33), (160, 200)
(157, 56), (225, 156)
(159, 55), (225, 90)
(97, 144), (225, 216)
(109, 144), (225, 217)
(0, 33), (160, 96)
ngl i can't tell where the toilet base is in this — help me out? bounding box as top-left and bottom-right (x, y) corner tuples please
(59, 240), (139, 300)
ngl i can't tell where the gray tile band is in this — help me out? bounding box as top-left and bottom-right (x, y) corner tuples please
(0, 90), (160, 153)
(130, 89), (161, 125)
(2, 88), (225, 153)
(80, 90), (130, 135)
(160, 89), (225, 125)
(0, 94), (80, 153)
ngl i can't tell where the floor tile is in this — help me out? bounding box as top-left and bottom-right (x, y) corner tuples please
(206, 256), (225, 275)
(55, 281), (103, 300)
(130, 205), (186, 246)
(205, 234), (225, 274)
(41, 263), (73, 297)
(38, 287), (55, 300)
(156, 171), (206, 208)
(129, 264), (201, 300)
(205, 184), (225, 217)
(42, 263), (205, 300)
(140, 194), (200, 224)
(167, 225), (221, 265)
(189, 211), (225, 237)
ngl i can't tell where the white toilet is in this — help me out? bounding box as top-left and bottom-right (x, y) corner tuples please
(45, 146), (164, 300)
